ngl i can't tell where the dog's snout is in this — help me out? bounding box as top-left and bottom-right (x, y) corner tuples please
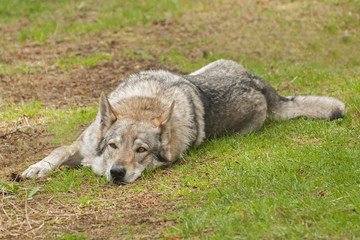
(110, 165), (126, 180)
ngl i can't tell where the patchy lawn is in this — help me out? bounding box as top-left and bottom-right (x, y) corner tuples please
(1, 0), (359, 239)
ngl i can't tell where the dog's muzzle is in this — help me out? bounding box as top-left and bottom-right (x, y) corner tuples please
(110, 165), (127, 185)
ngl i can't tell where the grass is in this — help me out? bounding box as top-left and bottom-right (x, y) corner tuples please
(44, 167), (109, 194)
(55, 233), (87, 240)
(0, 182), (40, 200)
(0, 0), (359, 239)
(163, 118), (360, 238)
(0, 63), (43, 75)
(57, 53), (112, 72)
(2, 0), (196, 43)
(0, 101), (97, 143)
(0, 100), (44, 121)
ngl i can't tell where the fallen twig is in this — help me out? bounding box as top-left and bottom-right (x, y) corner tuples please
(1, 189), (11, 221)
(25, 190), (32, 229)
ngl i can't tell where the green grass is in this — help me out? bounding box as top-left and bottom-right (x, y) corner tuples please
(0, 100), (44, 121)
(0, 182), (40, 200)
(17, 21), (58, 43)
(55, 233), (87, 240)
(0, 53), (111, 75)
(57, 53), (112, 72)
(162, 117), (360, 238)
(0, 0), (71, 23)
(0, 101), (97, 145)
(0, 63), (43, 75)
(2, 0), (199, 43)
(45, 106), (98, 145)
(44, 167), (109, 194)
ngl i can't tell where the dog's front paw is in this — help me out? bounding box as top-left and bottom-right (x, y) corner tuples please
(21, 161), (54, 179)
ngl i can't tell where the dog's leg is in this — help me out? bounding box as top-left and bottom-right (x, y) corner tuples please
(21, 119), (101, 179)
(21, 140), (83, 179)
(21, 93), (117, 179)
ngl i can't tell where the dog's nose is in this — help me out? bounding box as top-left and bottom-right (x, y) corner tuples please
(110, 165), (126, 180)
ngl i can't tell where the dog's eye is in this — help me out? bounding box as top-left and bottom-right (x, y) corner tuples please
(136, 147), (147, 153)
(109, 143), (117, 149)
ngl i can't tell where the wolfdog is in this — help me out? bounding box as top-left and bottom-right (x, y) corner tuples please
(21, 60), (345, 184)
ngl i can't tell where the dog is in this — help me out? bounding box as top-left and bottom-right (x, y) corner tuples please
(21, 59), (345, 184)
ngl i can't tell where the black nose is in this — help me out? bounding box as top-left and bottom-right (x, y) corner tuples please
(110, 165), (126, 180)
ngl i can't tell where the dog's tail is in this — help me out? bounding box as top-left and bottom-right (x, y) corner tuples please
(268, 95), (345, 121)
(259, 78), (345, 121)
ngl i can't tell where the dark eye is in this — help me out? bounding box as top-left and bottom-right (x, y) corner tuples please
(136, 147), (147, 153)
(109, 143), (117, 149)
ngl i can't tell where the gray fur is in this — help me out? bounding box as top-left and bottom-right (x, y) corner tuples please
(21, 59), (345, 183)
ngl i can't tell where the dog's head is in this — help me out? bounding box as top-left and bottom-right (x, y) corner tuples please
(96, 93), (174, 184)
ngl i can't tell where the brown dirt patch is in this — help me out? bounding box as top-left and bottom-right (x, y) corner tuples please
(1, 180), (182, 239)
(0, 127), (53, 171)
(0, 55), (179, 107)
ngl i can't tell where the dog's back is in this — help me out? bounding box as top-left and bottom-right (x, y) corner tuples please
(185, 61), (268, 136)
(185, 59), (345, 136)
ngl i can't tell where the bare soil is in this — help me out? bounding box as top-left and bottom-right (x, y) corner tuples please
(0, 51), (178, 106)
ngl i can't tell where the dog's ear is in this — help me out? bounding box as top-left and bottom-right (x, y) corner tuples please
(153, 101), (175, 162)
(99, 92), (117, 136)
(153, 101), (175, 127)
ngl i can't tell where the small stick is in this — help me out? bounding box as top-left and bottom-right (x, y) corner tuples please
(1, 189), (11, 220)
(24, 190), (32, 229)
